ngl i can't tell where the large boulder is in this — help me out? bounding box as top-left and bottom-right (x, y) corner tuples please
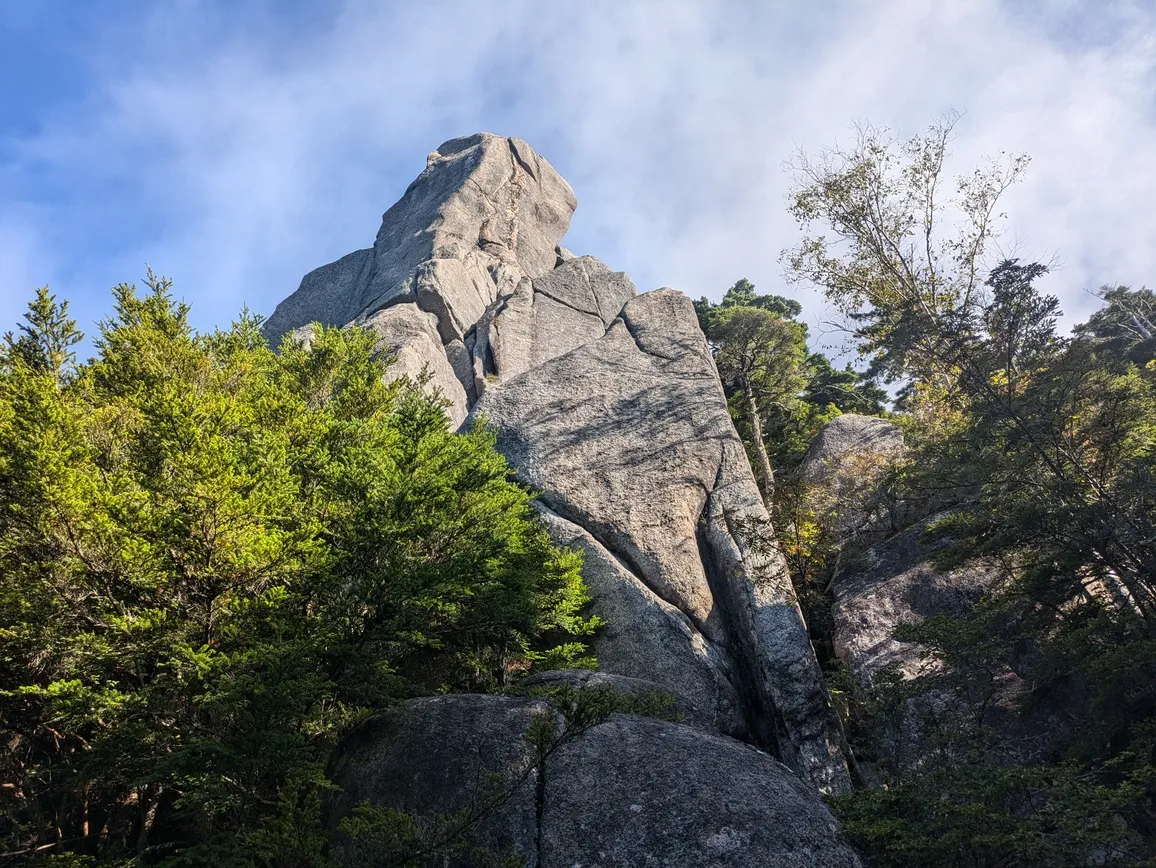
(267, 133), (850, 793)
(831, 513), (1002, 686)
(799, 414), (905, 540)
(518, 668), (717, 731)
(325, 691), (863, 868)
(829, 518), (1068, 781)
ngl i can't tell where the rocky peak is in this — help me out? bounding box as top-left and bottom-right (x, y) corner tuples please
(266, 134), (851, 794)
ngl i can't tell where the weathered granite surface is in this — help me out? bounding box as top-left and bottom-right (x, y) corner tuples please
(799, 413), (906, 540)
(325, 691), (863, 868)
(831, 513), (1002, 686)
(267, 132), (849, 792)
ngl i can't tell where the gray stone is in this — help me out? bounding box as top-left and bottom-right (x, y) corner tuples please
(519, 668), (717, 732)
(832, 513), (1002, 685)
(799, 413), (906, 539)
(534, 507), (745, 737)
(264, 249), (373, 343)
(325, 694), (542, 865)
(264, 133), (576, 345)
(324, 693), (863, 868)
(361, 304), (469, 428)
(801, 414), (906, 481)
(543, 714), (861, 868)
(471, 289), (851, 793)
(472, 294), (731, 635)
(469, 256), (636, 389)
(533, 255), (636, 327)
(273, 133), (853, 794)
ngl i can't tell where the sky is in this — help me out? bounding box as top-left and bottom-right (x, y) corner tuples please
(2, 0), (1155, 359)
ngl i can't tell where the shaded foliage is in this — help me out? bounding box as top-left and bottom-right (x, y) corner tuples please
(831, 266), (1156, 865)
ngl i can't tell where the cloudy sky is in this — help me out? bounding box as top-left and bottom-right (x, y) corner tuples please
(2, 0), (1154, 357)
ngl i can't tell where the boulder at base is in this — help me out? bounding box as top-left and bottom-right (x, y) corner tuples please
(325, 689), (863, 868)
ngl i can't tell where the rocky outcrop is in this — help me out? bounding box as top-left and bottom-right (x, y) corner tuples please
(799, 416), (1002, 687)
(325, 691), (863, 868)
(266, 132), (849, 792)
(362, 304), (470, 428)
(471, 289), (847, 789)
(799, 414), (905, 540)
(831, 513), (1002, 686)
(518, 669), (716, 731)
(265, 132), (578, 424)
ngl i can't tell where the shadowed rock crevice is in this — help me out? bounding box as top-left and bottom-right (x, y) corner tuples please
(694, 504), (792, 760)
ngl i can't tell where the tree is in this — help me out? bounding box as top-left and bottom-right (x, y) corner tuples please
(831, 262), (1156, 865)
(0, 276), (598, 865)
(803, 353), (887, 416)
(697, 279), (887, 503)
(2, 285), (83, 383)
(783, 111), (1029, 405)
(697, 280), (811, 505)
(709, 305), (809, 505)
(1074, 285), (1156, 365)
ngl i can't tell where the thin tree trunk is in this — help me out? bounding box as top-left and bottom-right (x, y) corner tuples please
(744, 380), (775, 509)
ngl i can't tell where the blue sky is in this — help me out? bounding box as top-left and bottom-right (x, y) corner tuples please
(3, 0), (1155, 357)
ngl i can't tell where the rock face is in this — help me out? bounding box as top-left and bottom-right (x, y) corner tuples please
(831, 513), (1002, 686)
(362, 304), (470, 428)
(325, 691), (863, 868)
(519, 666), (717, 732)
(266, 132), (849, 792)
(799, 414), (906, 540)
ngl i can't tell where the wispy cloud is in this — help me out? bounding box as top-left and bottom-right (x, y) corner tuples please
(2, 0), (1154, 356)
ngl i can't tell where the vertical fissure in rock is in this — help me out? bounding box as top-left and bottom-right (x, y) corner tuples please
(533, 754), (546, 868)
(507, 137), (538, 181)
(539, 498), (713, 639)
(504, 139), (524, 257)
(694, 496), (801, 772)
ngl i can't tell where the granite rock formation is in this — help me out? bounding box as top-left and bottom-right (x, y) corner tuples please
(830, 514), (1002, 686)
(266, 132), (850, 793)
(325, 690), (863, 868)
(799, 413), (906, 541)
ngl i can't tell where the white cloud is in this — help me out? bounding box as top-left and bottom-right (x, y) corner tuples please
(3, 0), (1155, 357)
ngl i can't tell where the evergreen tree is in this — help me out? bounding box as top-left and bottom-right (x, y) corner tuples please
(831, 261), (1156, 865)
(0, 277), (598, 865)
(696, 278), (887, 495)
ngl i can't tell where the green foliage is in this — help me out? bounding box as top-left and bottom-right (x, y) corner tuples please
(0, 276), (598, 865)
(2, 285), (84, 383)
(1075, 285), (1156, 365)
(832, 751), (1150, 867)
(695, 278), (802, 330)
(696, 278), (886, 507)
(829, 261), (1156, 865)
(784, 111), (1029, 404)
(785, 115), (1156, 858)
(804, 353), (888, 418)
